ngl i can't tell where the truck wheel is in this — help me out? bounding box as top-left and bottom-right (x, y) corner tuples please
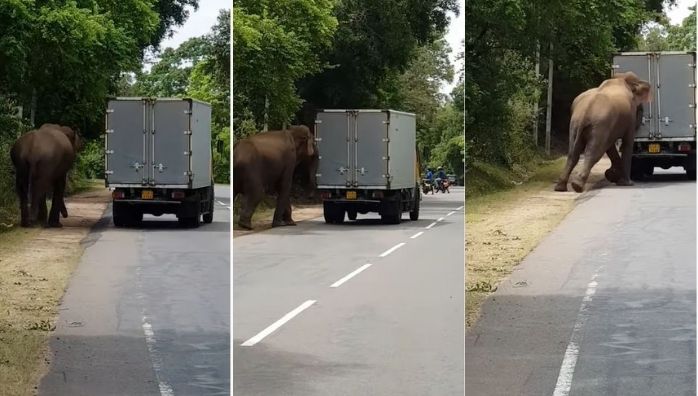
(630, 158), (644, 181)
(409, 190), (420, 221)
(687, 169), (697, 180)
(323, 202), (345, 224)
(179, 199), (201, 228)
(381, 199), (401, 225)
(203, 185), (214, 224)
(347, 210), (357, 221)
(113, 203), (137, 227)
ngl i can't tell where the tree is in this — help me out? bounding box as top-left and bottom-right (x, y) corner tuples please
(667, 6), (697, 51)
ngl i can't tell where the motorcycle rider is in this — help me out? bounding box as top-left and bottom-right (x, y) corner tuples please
(435, 166), (447, 190)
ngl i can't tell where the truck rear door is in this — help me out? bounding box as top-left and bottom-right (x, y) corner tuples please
(656, 53), (696, 139)
(613, 54), (655, 139)
(355, 111), (389, 187)
(106, 99), (148, 185)
(151, 99), (191, 186)
(316, 111), (352, 187)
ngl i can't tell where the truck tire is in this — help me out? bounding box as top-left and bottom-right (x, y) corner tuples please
(347, 210), (357, 221)
(409, 188), (420, 221)
(380, 198), (401, 225)
(113, 203), (139, 227)
(203, 184), (214, 224)
(179, 199), (201, 228)
(686, 154), (696, 180)
(323, 202), (345, 224)
(687, 169), (697, 180)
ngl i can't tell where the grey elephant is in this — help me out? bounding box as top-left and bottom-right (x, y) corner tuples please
(555, 72), (651, 192)
(11, 123), (81, 227)
(233, 125), (318, 229)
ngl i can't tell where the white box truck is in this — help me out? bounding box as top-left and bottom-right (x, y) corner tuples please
(612, 51), (696, 179)
(314, 109), (421, 224)
(105, 97), (215, 227)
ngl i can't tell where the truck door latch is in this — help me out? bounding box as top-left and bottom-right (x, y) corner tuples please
(131, 162), (143, 171)
(338, 166), (348, 175)
(357, 167), (366, 175)
(155, 163), (167, 172)
(663, 116), (672, 125)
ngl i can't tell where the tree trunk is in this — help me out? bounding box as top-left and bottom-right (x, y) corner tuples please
(545, 42), (553, 156)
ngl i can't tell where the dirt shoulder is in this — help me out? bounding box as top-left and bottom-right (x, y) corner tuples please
(0, 187), (110, 395)
(233, 203), (323, 238)
(466, 156), (611, 328)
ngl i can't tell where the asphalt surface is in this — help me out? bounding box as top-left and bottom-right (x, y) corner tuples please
(465, 169), (696, 395)
(233, 187), (465, 395)
(39, 185), (231, 396)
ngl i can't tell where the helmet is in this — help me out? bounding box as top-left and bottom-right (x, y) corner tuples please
(438, 166), (443, 170)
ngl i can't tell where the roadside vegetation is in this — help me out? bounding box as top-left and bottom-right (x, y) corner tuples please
(233, 0), (466, 197)
(465, 1), (696, 326)
(0, 1), (229, 229)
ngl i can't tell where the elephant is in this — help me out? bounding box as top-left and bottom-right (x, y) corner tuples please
(554, 72), (651, 192)
(233, 125), (318, 230)
(10, 123), (81, 227)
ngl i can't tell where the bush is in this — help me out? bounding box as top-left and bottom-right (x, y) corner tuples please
(75, 138), (104, 180)
(0, 97), (28, 227)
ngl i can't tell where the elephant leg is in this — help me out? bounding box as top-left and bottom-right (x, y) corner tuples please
(15, 169), (30, 227)
(282, 203), (296, 226)
(555, 139), (584, 191)
(616, 133), (635, 186)
(604, 145), (623, 183)
(272, 171), (293, 228)
(48, 177), (66, 227)
(29, 178), (46, 227)
(238, 192), (261, 230)
(570, 138), (605, 193)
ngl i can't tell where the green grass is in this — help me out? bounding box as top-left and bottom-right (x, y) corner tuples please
(465, 156), (566, 199)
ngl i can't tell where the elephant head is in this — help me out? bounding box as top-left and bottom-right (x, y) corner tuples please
(289, 125), (318, 194)
(39, 123), (82, 152)
(613, 72), (651, 106)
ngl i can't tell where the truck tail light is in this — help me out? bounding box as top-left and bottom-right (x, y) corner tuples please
(320, 191), (331, 200)
(171, 191), (186, 200)
(372, 191), (384, 199)
(678, 143), (691, 152)
(112, 191), (125, 200)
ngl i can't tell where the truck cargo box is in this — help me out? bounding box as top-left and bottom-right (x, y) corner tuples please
(105, 97), (212, 189)
(315, 110), (417, 190)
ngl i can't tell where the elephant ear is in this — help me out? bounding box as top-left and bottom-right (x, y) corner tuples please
(290, 125), (314, 158)
(620, 72), (651, 103)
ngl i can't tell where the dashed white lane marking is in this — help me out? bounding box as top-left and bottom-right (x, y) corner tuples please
(553, 269), (603, 396)
(330, 264), (372, 288)
(379, 242), (406, 257)
(216, 200), (230, 209)
(410, 231), (424, 239)
(142, 317), (174, 396)
(437, 217), (445, 222)
(446, 211), (456, 216)
(455, 206), (464, 210)
(425, 222), (437, 229)
(241, 300), (316, 347)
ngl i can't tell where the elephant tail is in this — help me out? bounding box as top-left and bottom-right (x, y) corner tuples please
(568, 120), (589, 156)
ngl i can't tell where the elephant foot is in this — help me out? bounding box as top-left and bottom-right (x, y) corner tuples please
(272, 220), (296, 227)
(237, 220), (253, 230)
(570, 179), (585, 193)
(616, 178), (634, 186)
(554, 181), (568, 192)
(605, 168), (621, 183)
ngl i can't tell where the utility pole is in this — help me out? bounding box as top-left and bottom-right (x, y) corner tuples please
(545, 42), (553, 156)
(263, 95), (269, 132)
(533, 41), (540, 147)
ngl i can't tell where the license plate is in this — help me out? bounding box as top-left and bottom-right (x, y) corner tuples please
(141, 190), (154, 200)
(648, 143), (661, 153)
(346, 191), (357, 200)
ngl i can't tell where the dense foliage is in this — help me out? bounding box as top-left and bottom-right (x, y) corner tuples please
(464, 0), (682, 175)
(233, 0), (464, 178)
(0, 0), (204, 226)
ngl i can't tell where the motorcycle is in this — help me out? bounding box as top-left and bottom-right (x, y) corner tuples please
(435, 178), (450, 193)
(422, 179), (434, 194)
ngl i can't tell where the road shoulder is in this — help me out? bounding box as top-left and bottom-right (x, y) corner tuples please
(466, 157), (611, 327)
(0, 188), (110, 395)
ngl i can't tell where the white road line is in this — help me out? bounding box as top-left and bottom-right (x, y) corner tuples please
(241, 300), (316, 346)
(455, 206), (464, 210)
(553, 269), (603, 396)
(217, 200), (229, 207)
(330, 264), (372, 288)
(437, 217), (445, 222)
(446, 211), (456, 217)
(425, 222), (437, 229)
(410, 231), (424, 239)
(379, 242), (406, 257)
(142, 317), (174, 396)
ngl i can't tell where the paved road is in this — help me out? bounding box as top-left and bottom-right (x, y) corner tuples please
(465, 168), (696, 395)
(233, 187), (465, 395)
(40, 186), (231, 396)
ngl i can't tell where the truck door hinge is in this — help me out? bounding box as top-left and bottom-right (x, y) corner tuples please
(184, 130), (192, 135)
(382, 156), (390, 160)
(184, 171), (193, 176)
(382, 138), (390, 142)
(106, 109), (114, 113)
(105, 150), (114, 155)
(184, 151), (192, 156)
(105, 129), (114, 134)
(689, 104), (696, 108)
(183, 110), (193, 115)
(105, 170), (114, 175)
(315, 120), (322, 124)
